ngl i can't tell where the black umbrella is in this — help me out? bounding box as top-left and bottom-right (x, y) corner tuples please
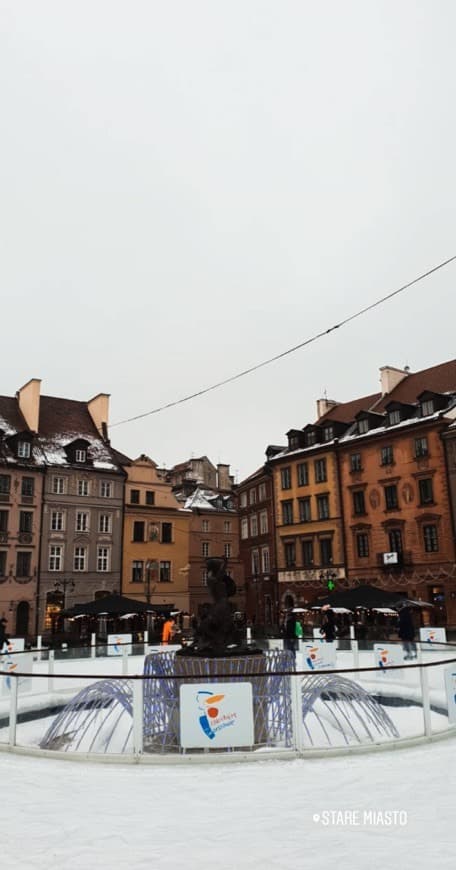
(62, 593), (157, 617)
(310, 584), (421, 611)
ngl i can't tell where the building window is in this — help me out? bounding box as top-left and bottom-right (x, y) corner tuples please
(0, 511), (8, 532)
(388, 410), (401, 426)
(381, 446), (394, 466)
(352, 491), (366, 516)
(301, 539), (313, 566)
(75, 449), (86, 463)
(356, 533), (369, 558)
(320, 539), (333, 566)
(17, 441), (31, 459)
(224, 543), (231, 559)
(388, 529), (403, 555)
(19, 511), (33, 533)
(159, 561), (171, 582)
(161, 522), (172, 543)
(423, 524), (439, 552)
(281, 468), (291, 490)
(201, 569), (208, 586)
(240, 492), (247, 508)
(74, 546), (87, 571)
(21, 477), (34, 497)
(317, 495), (330, 520)
(130, 489), (140, 504)
(75, 511), (89, 532)
(259, 510), (268, 534)
(282, 501), (293, 525)
(77, 479), (89, 497)
(250, 515), (258, 536)
(223, 520), (231, 534)
(99, 514), (112, 533)
(49, 545), (63, 571)
(323, 425), (334, 442)
(261, 547), (270, 573)
(97, 547), (110, 572)
(241, 518), (249, 539)
(249, 488), (257, 505)
(131, 561), (143, 582)
(299, 497), (311, 523)
(284, 541), (296, 568)
(350, 453), (362, 472)
(314, 459), (327, 483)
(384, 485), (398, 511)
(133, 521), (145, 542)
(50, 510), (64, 532)
(251, 549), (260, 574)
(297, 463), (308, 487)
(419, 478), (434, 505)
(0, 475), (11, 496)
(16, 551), (31, 577)
(421, 399), (434, 417)
(358, 419), (369, 434)
(414, 437), (429, 458)
(202, 519), (210, 533)
(100, 481), (112, 498)
(52, 477), (65, 495)
(306, 430), (317, 447)
(0, 552), (6, 577)
(145, 490), (155, 505)
(202, 541), (210, 557)
(258, 483), (267, 501)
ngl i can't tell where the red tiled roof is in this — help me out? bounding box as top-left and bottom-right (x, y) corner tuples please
(316, 393), (381, 425)
(373, 359), (456, 412)
(38, 396), (100, 438)
(0, 396), (28, 433)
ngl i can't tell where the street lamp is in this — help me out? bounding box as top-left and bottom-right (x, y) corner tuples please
(53, 579), (75, 610)
(319, 569), (337, 592)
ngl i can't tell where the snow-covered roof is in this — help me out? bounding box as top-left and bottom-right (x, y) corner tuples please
(184, 487), (235, 512)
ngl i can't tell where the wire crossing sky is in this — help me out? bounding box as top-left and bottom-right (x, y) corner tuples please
(111, 254), (456, 428)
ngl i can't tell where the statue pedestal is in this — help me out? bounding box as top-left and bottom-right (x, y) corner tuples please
(143, 650), (293, 753)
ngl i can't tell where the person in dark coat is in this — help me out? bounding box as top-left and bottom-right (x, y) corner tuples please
(397, 606), (416, 659)
(283, 612), (298, 653)
(0, 618), (10, 651)
(320, 606), (336, 642)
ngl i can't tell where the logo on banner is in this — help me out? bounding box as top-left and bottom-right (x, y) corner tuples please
(378, 648), (393, 669)
(113, 637), (123, 653)
(196, 691), (237, 740)
(306, 646), (320, 670)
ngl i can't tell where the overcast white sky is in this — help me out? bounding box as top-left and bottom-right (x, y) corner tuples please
(1, 1), (456, 480)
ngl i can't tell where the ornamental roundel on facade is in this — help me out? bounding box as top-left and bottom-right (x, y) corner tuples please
(402, 483), (414, 504)
(369, 488), (380, 509)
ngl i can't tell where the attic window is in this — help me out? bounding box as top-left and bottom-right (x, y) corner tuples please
(323, 425), (334, 442)
(289, 435), (299, 449)
(421, 399), (434, 417)
(306, 430), (317, 446)
(388, 410), (401, 426)
(75, 449), (87, 463)
(358, 419), (369, 435)
(17, 441), (31, 459)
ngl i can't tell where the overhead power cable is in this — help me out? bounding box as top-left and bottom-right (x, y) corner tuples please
(110, 254), (456, 428)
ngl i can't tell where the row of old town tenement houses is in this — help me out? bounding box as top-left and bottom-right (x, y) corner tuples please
(1, 359), (456, 639)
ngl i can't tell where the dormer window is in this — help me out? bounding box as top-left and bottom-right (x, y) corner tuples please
(388, 410), (401, 426)
(323, 425), (334, 442)
(306, 430), (317, 446)
(289, 435), (299, 450)
(358, 419), (369, 435)
(421, 399), (434, 417)
(17, 441), (31, 459)
(75, 449), (87, 463)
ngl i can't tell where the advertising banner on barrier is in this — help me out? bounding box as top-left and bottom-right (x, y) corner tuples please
(180, 682), (254, 748)
(0, 652), (33, 695)
(7, 638), (25, 653)
(444, 666), (456, 725)
(374, 644), (405, 678)
(107, 634), (132, 656)
(302, 640), (336, 670)
(419, 627), (447, 644)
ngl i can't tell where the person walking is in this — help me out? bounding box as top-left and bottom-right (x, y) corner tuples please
(161, 616), (176, 645)
(320, 606), (336, 642)
(397, 606), (417, 660)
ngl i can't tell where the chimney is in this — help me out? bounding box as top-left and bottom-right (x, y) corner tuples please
(87, 393), (110, 438)
(316, 398), (338, 420)
(217, 463), (231, 490)
(16, 378), (41, 432)
(379, 366), (409, 396)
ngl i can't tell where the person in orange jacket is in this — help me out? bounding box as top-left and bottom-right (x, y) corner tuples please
(161, 616), (176, 645)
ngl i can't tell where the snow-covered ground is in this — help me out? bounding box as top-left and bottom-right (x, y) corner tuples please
(2, 737), (455, 869)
